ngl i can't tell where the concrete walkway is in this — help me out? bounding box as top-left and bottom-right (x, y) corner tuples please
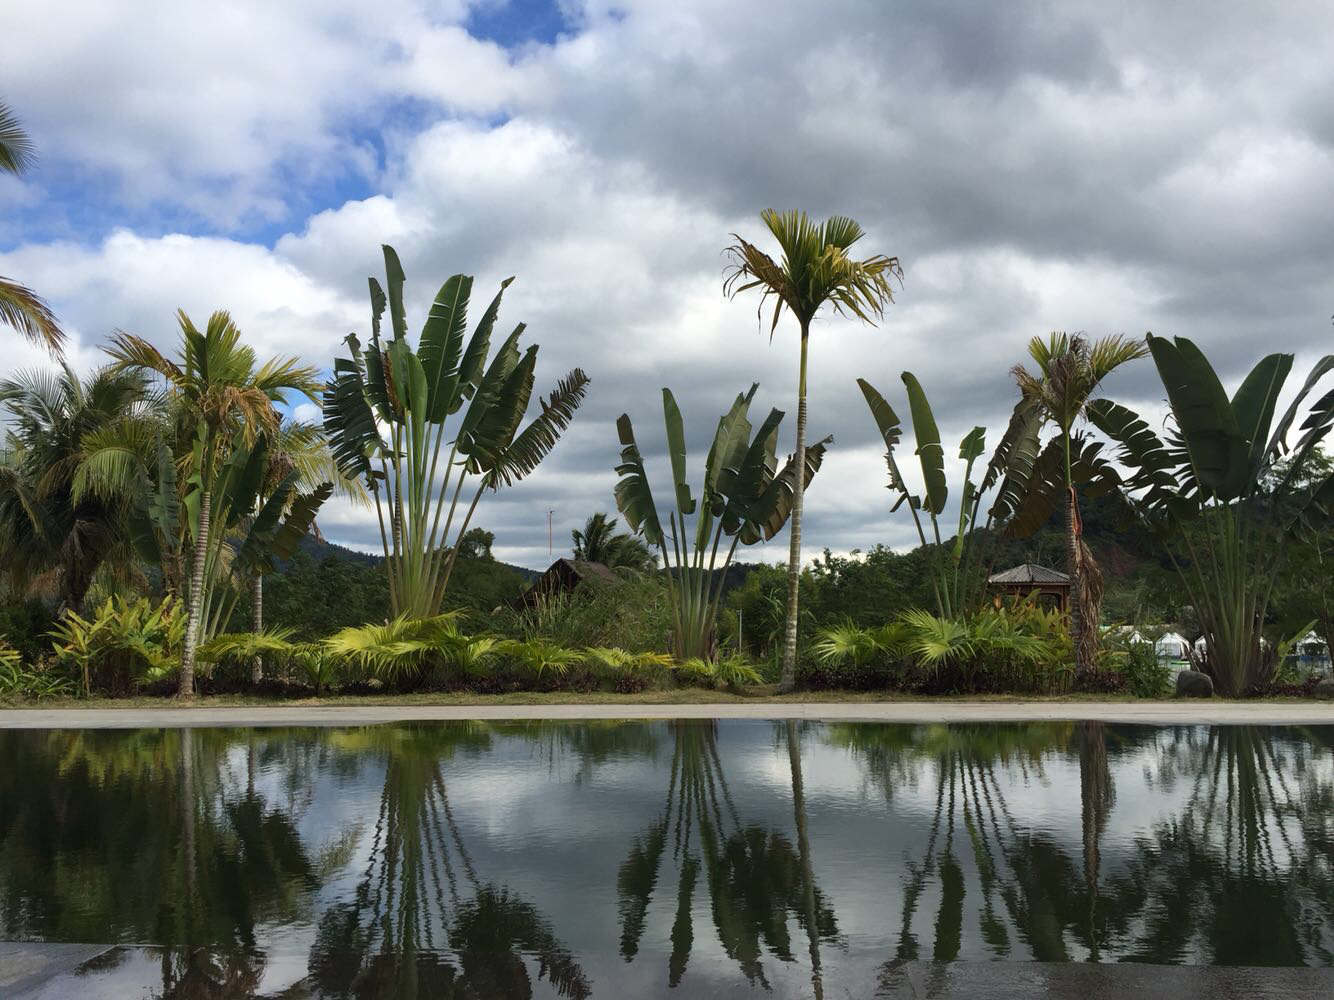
(1, 699), (1332, 728)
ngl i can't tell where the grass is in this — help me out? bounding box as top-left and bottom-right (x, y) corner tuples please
(0, 686), (1317, 709)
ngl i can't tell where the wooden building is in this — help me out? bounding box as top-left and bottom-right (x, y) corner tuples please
(987, 563), (1070, 613)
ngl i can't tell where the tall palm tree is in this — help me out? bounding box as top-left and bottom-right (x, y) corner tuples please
(725, 210), (901, 690)
(0, 362), (151, 609)
(571, 511), (657, 572)
(0, 101), (64, 354)
(245, 419), (367, 683)
(106, 311), (320, 697)
(1010, 333), (1148, 676)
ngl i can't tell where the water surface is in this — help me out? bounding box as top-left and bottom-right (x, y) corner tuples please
(1, 720), (1331, 997)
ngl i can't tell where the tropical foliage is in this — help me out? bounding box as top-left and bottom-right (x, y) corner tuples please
(572, 511), (657, 571)
(0, 101), (64, 354)
(1007, 332), (1149, 675)
(724, 210), (901, 690)
(322, 246), (589, 619)
(1088, 335), (1334, 695)
(614, 384), (827, 660)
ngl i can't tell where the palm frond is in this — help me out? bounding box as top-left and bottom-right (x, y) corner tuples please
(0, 277), (64, 354)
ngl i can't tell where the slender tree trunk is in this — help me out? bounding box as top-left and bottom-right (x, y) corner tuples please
(1077, 721), (1112, 960)
(1067, 486), (1085, 677)
(179, 490), (209, 699)
(779, 326), (810, 691)
(250, 573), (263, 685)
(787, 720), (824, 1000)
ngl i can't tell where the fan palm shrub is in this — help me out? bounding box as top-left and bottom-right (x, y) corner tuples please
(323, 245), (589, 619)
(1007, 333), (1149, 676)
(614, 384), (827, 660)
(725, 211), (901, 690)
(1088, 335), (1334, 695)
(322, 612), (465, 686)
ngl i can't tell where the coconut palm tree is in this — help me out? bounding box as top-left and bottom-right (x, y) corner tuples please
(106, 310), (321, 697)
(725, 210), (901, 690)
(0, 362), (152, 609)
(571, 511), (657, 572)
(1008, 333), (1148, 676)
(0, 101), (64, 354)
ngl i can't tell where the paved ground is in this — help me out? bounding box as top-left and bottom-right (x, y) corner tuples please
(1, 699), (1331, 728)
(5, 945), (1332, 998)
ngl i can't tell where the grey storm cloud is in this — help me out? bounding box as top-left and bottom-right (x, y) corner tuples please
(4, 0), (1334, 568)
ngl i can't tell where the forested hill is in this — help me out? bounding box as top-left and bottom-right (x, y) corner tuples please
(294, 535), (542, 582)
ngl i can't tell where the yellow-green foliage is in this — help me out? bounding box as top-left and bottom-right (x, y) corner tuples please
(49, 595), (185, 695)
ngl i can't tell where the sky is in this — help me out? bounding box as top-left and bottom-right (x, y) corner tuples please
(3, 0), (1333, 570)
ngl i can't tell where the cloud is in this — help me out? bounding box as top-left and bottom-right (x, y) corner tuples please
(5, 0), (1334, 570)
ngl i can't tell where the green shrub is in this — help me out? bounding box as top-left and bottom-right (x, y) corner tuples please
(48, 595), (185, 695)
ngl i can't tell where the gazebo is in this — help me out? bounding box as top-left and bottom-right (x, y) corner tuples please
(987, 563), (1070, 614)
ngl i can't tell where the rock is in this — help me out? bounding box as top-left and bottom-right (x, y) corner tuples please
(1314, 677), (1334, 700)
(1176, 670), (1214, 698)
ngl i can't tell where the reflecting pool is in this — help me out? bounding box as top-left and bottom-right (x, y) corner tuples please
(1, 720), (1332, 997)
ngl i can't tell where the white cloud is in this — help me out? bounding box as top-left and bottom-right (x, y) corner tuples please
(6, 0), (1334, 565)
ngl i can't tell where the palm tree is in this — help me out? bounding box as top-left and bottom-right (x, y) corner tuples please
(0, 101), (64, 354)
(246, 419), (366, 684)
(106, 311), (320, 697)
(571, 511), (657, 572)
(1009, 333), (1148, 676)
(725, 210), (901, 690)
(0, 362), (151, 609)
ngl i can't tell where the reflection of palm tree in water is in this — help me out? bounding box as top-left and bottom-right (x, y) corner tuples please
(308, 724), (591, 999)
(616, 720), (837, 993)
(1114, 725), (1334, 965)
(829, 722), (1122, 968)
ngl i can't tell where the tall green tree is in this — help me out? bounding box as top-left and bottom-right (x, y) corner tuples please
(1088, 335), (1334, 695)
(0, 363), (150, 609)
(1008, 333), (1148, 676)
(322, 245), (589, 619)
(572, 511), (658, 572)
(614, 384), (827, 660)
(725, 210), (901, 689)
(106, 310), (322, 697)
(0, 101), (64, 354)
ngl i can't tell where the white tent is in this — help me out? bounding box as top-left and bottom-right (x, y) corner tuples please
(1297, 631), (1328, 656)
(1155, 631), (1189, 660)
(1193, 634), (1270, 657)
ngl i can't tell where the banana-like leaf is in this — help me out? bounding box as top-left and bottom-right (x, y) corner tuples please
(128, 437), (180, 566)
(662, 388), (696, 517)
(485, 369), (590, 488)
(696, 386), (757, 549)
(958, 426), (986, 464)
(749, 435), (830, 543)
(418, 273), (472, 422)
(323, 344), (379, 482)
(1006, 433), (1119, 538)
(454, 279), (513, 412)
(613, 414), (665, 547)
(857, 377), (902, 452)
(465, 346), (537, 473)
(718, 406), (783, 539)
(382, 245), (408, 341)
(1146, 334), (1245, 500)
(456, 324), (525, 452)
(1267, 354), (1334, 459)
(1085, 398), (1180, 503)
(901, 372), (946, 515)
(980, 398), (1040, 498)
(1230, 352), (1291, 480)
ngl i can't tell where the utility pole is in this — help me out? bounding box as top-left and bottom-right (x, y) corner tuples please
(547, 509), (555, 558)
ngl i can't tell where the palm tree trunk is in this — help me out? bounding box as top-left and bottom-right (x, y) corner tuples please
(1067, 486), (1085, 677)
(179, 490), (209, 698)
(250, 573), (263, 685)
(786, 720), (824, 1000)
(779, 326), (810, 691)
(1077, 721), (1112, 959)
